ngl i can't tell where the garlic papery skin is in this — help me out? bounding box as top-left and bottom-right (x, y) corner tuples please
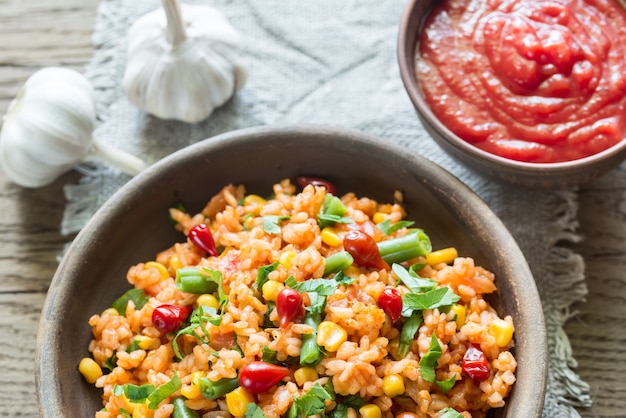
(123, 0), (248, 123)
(0, 67), (147, 188)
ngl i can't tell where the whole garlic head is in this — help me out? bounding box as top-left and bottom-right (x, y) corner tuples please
(123, 0), (248, 123)
(0, 67), (146, 188)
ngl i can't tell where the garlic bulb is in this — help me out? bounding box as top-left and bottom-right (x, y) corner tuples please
(123, 0), (248, 123)
(0, 67), (147, 188)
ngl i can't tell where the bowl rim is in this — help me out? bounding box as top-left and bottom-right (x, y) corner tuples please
(397, 0), (626, 174)
(36, 124), (547, 417)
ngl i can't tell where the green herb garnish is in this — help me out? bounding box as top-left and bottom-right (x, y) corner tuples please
(112, 288), (149, 316)
(263, 215), (290, 234)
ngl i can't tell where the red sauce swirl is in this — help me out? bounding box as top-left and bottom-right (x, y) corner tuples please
(417, 0), (626, 163)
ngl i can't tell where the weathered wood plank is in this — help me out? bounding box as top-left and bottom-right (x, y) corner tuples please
(567, 161), (626, 417)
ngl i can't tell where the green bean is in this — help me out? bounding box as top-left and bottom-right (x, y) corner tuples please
(300, 313), (322, 366)
(323, 251), (354, 276)
(172, 397), (200, 418)
(377, 229), (432, 264)
(198, 376), (239, 400)
(175, 267), (218, 294)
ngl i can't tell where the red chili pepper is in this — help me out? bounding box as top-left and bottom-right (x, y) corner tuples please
(151, 304), (192, 334)
(462, 344), (491, 381)
(343, 230), (389, 270)
(276, 287), (304, 328)
(238, 361), (290, 394)
(188, 223), (218, 256)
(296, 176), (336, 195)
(378, 287), (402, 321)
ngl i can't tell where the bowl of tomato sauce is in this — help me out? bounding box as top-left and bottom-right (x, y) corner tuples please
(398, 0), (626, 188)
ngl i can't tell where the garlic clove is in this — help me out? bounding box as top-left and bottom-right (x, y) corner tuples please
(0, 67), (147, 188)
(123, 0), (248, 123)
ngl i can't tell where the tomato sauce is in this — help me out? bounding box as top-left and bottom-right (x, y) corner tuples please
(416, 0), (626, 163)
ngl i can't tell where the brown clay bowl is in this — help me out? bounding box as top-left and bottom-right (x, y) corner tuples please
(398, 0), (626, 189)
(36, 125), (547, 417)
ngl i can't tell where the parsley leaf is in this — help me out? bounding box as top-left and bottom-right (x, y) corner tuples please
(285, 277), (337, 296)
(398, 311), (423, 358)
(104, 353), (117, 371)
(317, 213), (353, 226)
(393, 263), (436, 295)
(292, 382), (334, 417)
(318, 195), (352, 228)
(263, 215), (290, 234)
(402, 287), (460, 314)
(113, 373), (182, 410)
(113, 383), (156, 404)
(172, 304), (224, 359)
(436, 374), (457, 394)
(333, 271), (358, 286)
(126, 339), (141, 353)
(256, 262), (279, 294)
(376, 219), (414, 235)
(261, 345), (279, 364)
(330, 395), (366, 418)
(285, 277), (338, 315)
(245, 403), (267, 418)
(419, 334), (442, 382)
(439, 407), (464, 418)
(147, 372), (181, 409)
(112, 288), (149, 316)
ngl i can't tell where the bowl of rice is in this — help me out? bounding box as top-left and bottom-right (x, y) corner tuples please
(36, 125), (547, 418)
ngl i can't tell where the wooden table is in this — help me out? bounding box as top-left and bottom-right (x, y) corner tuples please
(0, 0), (624, 416)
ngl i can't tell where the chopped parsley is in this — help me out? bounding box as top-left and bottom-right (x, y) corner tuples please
(113, 372), (181, 410)
(244, 403), (267, 418)
(263, 215), (290, 234)
(376, 218), (414, 235)
(289, 382), (334, 417)
(112, 288), (149, 316)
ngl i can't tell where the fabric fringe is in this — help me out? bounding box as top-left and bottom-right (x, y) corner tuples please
(542, 189), (592, 417)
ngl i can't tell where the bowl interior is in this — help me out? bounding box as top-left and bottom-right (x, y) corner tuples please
(36, 125), (546, 417)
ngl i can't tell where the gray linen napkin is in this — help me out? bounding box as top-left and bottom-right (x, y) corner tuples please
(63, 0), (592, 416)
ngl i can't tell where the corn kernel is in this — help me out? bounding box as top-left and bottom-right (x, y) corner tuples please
(134, 335), (161, 351)
(262, 280), (285, 302)
(225, 387), (255, 417)
(78, 357), (103, 384)
(294, 367), (319, 386)
(190, 371), (206, 383)
(279, 250), (297, 269)
(321, 227), (343, 247)
(450, 304), (466, 328)
(359, 404), (382, 418)
(132, 403), (152, 418)
(489, 318), (514, 347)
(197, 293), (219, 309)
(169, 254), (183, 271)
(244, 194), (267, 207)
(101, 307), (119, 317)
(316, 321), (348, 352)
(373, 212), (388, 224)
(382, 374), (405, 397)
(145, 261), (170, 281)
(426, 247), (458, 265)
(181, 383), (202, 400)
(345, 265), (361, 277)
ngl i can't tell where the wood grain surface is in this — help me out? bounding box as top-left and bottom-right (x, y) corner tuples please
(0, 0), (624, 417)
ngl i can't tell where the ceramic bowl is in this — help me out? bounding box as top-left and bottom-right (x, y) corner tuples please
(397, 0), (626, 189)
(36, 125), (547, 417)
